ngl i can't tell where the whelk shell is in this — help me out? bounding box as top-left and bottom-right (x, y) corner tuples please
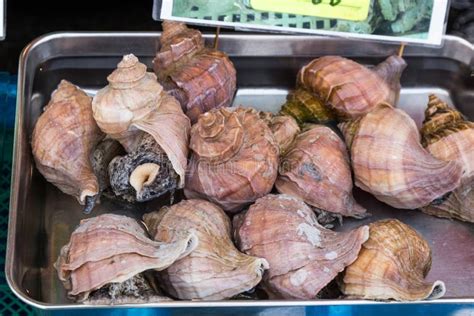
(55, 214), (198, 302)
(234, 194), (369, 299)
(185, 107), (279, 213)
(341, 219), (446, 301)
(92, 54), (190, 201)
(420, 95), (474, 222)
(276, 125), (366, 219)
(282, 55), (406, 123)
(143, 199), (269, 300)
(153, 21), (237, 123)
(339, 104), (463, 209)
(32, 80), (104, 213)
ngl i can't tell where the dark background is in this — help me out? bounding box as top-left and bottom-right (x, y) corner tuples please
(1, 0), (473, 73)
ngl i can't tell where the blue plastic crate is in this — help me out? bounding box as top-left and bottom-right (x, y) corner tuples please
(0, 73), (35, 316)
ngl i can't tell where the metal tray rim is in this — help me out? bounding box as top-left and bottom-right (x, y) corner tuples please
(6, 32), (474, 310)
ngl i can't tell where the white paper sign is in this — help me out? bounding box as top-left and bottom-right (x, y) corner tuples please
(158, 0), (450, 46)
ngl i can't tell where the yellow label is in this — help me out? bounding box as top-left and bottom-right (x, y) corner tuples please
(248, 0), (370, 21)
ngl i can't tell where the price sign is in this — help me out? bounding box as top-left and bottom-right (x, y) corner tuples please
(157, 0), (450, 46)
(245, 0), (370, 21)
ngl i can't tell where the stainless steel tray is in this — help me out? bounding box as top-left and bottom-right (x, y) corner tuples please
(6, 32), (474, 310)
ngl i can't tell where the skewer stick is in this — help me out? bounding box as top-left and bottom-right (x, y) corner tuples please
(398, 42), (406, 57)
(214, 27), (221, 49)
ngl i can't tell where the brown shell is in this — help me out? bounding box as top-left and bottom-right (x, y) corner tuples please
(297, 55), (406, 120)
(143, 199), (269, 300)
(32, 80), (104, 207)
(280, 88), (336, 124)
(234, 194), (369, 299)
(341, 219), (445, 301)
(92, 54), (190, 188)
(420, 95), (474, 222)
(185, 107), (279, 213)
(338, 104), (463, 209)
(55, 214), (197, 301)
(421, 95), (474, 178)
(276, 125), (366, 218)
(260, 112), (301, 155)
(153, 21), (237, 123)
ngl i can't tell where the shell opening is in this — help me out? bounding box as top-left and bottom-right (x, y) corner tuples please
(426, 280), (446, 300)
(130, 163), (161, 196)
(256, 258), (270, 276)
(83, 195), (98, 215)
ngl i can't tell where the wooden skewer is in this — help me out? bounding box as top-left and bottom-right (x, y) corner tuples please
(214, 27), (221, 49)
(398, 42), (406, 57)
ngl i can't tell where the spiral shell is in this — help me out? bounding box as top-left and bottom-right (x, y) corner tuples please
(260, 112), (301, 155)
(420, 95), (474, 222)
(55, 214), (197, 302)
(185, 107), (279, 212)
(294, 55), (406, 121)
(234, 194), (369, 299)
(339, 104), (463, 209)
(276, 125), (366, 218)
(92, 54), (190, 196)
(153, 21), (237, 123)
(32, 80), (104, 212)
(341, 219), (446, 301)
(143, 199), (269, 300)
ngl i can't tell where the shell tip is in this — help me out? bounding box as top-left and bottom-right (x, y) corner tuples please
(118, 54), (139, 68)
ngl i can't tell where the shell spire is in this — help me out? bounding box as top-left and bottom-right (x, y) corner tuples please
(107, 54), (149, 90)
(185, 107), (279, 213)
(421, 94), (472, 147)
